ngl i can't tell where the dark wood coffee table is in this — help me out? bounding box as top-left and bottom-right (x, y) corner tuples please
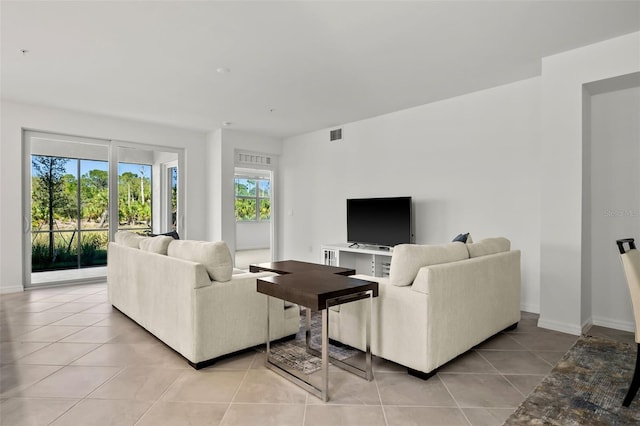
(252, 260), (378, 402)
(250, 259), (355, 276)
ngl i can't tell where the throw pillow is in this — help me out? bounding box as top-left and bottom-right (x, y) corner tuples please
(452, 233), (470, 243)
(150, 230), (180, 239)
(389, 243), (470, 286)
(139, 235), (173, 255)
(114, 231), (144, 248)
(167, 240), (233, 282)
(467, 237), (511, 258)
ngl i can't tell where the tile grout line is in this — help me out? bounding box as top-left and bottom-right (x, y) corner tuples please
(372, 370), (390, 426)
(301, 390), (308, 426)
(216, 352), (256, 425)
(436, 372), (473, 426)
(133, 367), (189, 426)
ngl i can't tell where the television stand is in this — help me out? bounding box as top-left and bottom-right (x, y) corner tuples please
(321, 243), (393, 278)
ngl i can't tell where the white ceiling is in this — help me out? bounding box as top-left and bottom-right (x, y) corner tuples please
(2, 1), (639, 138)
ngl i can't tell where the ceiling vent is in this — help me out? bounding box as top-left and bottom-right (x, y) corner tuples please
(330, 128), (343, 141)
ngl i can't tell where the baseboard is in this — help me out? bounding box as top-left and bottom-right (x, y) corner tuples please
(520, 303), (540, 314)
(0, 285), (24, 294)
(581, 317), (593, 335)
(591, 316), (635, 333)
(29, 276), (107, 288)
(536, 317), (582, 336)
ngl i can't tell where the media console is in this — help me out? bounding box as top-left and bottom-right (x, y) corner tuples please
(321, 243), (393, 278)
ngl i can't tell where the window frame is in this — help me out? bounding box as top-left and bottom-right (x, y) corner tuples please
(234, 176), (271, 222)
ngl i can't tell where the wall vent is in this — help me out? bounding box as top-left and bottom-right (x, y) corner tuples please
(236, 151), (272, 166)
(330, 128), (343, 141)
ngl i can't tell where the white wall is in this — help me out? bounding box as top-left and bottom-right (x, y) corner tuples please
(0, 101), (208, 293)
(236, 222), (271, 250)
(588, 85), (640, 331)
(280, 77), (542, 312)
(539, 32), (640, 334)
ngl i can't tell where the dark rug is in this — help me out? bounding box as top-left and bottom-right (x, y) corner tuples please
(260, 308), (360, 375)
(504, 335), (640, 425)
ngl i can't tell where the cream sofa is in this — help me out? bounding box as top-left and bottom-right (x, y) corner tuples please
(328, 237), (521, 378)
(107, 232), (300, 369)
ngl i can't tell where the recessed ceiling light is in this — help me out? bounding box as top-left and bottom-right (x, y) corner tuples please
(216, 67), (231, 74)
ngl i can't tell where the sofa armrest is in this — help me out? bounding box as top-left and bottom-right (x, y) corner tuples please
(193, 270), (296, 361)
(412, 250), (521, 370)
(331, 273), (430, 371)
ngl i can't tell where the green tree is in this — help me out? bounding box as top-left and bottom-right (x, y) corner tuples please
(235, 179), (256, 196)
(82, 169), (108, 224)
(32, 155), (69, 261)
(235, 198), (256, 220)
(259, 199), (271, 220)
(61, 173), (78, 222)
(118, 170), (151, 226)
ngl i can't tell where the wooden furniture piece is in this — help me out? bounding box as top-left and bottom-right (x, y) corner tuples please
(250, 259), (355, 276)
(617, 238), (640, 407)
(252, 260), (378, 402)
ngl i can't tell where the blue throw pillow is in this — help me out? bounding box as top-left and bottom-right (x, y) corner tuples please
(452, 233), (469, 243)
(151, 230), (180, 240)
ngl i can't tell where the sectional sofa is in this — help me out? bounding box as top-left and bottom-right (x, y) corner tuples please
(328, 237), (521, 378)
(107, 231), (300, 368)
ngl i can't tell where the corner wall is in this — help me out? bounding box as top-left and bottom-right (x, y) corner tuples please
(539, 32), (640, 334)
(280, 77), (542, 312)
(588, 85), (640, 331)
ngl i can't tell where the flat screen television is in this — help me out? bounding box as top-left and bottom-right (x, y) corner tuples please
(346, 196), (413, 248)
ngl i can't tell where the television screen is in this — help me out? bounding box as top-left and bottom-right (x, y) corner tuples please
(347, 197), (412, 247)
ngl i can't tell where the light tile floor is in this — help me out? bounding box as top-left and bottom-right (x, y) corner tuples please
(0, 282), (632, 425)
(235, 249), (271, 271)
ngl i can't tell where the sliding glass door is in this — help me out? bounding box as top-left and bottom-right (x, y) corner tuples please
(25, 131), (184, 286)
(79, 160), (110, 267)
(30, 156), (109, 271)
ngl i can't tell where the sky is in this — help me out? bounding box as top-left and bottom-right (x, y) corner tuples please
(31, 156), (150, 178)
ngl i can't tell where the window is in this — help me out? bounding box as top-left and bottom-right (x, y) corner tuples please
(25, 131), (184, 286)
(30, 155), (109, 271)
(169, 166), (178, 231)
(235, 177), (271, 221)
(117, 163), (152, 233)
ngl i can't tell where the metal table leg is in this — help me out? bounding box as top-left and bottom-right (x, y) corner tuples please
(265, 290), (374, 402)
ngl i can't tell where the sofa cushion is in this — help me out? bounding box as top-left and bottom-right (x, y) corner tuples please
(389, 243), (470, 286)
(467, 237), (511, 258)
(114, 231), (144, 248)
(167, 240), (233, 282)
(139, 235), (173, 255)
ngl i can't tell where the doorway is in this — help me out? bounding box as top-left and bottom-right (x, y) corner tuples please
(234, 167), (273, 269)
(582, 73), (640, 332)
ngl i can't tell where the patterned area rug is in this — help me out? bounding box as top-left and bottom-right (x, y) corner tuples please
(504, 335), (640, 425)
(260, 308), (360, 375)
